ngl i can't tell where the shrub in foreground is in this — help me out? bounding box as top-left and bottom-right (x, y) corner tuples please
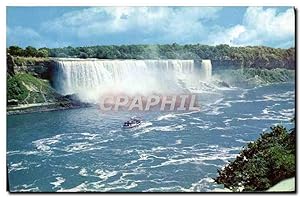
(215, 124), (295, 191)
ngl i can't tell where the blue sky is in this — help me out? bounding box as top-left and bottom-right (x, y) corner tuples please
(7, 6), (295, 48)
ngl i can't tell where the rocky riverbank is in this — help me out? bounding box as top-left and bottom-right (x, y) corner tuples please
(7, 101), (91, 115)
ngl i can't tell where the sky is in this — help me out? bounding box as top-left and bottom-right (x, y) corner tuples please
(6, 6), (295, 49)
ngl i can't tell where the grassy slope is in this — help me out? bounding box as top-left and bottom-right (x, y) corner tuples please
(7, 73), (58, 104)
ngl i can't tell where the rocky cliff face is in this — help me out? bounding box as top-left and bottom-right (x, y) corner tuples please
(7, 55), (55, 79)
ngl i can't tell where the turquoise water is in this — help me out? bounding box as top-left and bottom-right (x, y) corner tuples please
(7, 83), (295, 192)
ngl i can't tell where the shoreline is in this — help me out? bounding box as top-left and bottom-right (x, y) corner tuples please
(7, 102), (91, 115)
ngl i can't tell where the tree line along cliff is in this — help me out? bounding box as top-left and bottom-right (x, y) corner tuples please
(7, 44), (295, 70)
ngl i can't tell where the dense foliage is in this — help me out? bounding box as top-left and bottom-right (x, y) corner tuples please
(215, 68), (295, 86)
(7, 73), (57, 104)
(215, 124), (295, 192)
(7, 74), (29, 102)
(7, 46), (49, 58)
(7, 44), (294, 63)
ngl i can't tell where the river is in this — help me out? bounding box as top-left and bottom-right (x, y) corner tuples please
(7, 82), (294, 192)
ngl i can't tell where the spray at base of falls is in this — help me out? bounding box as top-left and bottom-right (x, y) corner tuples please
(53, 59), (212, 103)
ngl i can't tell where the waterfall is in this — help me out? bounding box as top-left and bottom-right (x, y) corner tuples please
(53, 59), (197, 102)
(201, 59), (212, 80)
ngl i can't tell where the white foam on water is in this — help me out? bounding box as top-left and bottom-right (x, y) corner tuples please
(64, 142), (92, 152)
(7, 150), (40, 156)
(175, 139), (182, 145)
(238, 89), (248, 99)
(65, 165), (80, 169)
(220, 134), (231, 138)
(209, 127), (230, 131)
(79, 168), (88, 177)
(7, 81), (295, 192)
(94, 169), (118, 181)
(32, 135), (62, 153)
(50, 141), (243, 192)
(133, 123), (186, 137)
(61, 170), (139, 192)
(236, 139), (252, 144)
(279, 108), (294, 117)
(263, 91), (295, 102)
(183, 177), (219, 192)
(157, 113), (177, 121)
(12, 187), (40, 192)
(8, 162), (29, 173)
(50, 177), (65, 189)
(58, 182), (88, 192)
(30, 132), (112, 157)
(143, 185), (185, 192)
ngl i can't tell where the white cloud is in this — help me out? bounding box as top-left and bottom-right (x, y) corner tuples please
(7, 7), (295, 48)
(208, 25), (246, 45)
(243, 7), (294, 40)
(208, 7), (295, 47)
(41, 7), (221, 43)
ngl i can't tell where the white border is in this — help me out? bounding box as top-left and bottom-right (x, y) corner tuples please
(1, 0), (299, 197)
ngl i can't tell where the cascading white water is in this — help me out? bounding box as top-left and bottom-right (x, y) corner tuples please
(54, 59), (198, 102)
(201, 59), (212, 80)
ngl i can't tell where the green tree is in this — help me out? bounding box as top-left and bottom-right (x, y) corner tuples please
(24, 46), (38, 57)
(78, 52), (88, 59)
(37, 49), (49, 57)
(7, 46), (24, 56)
(215, 125), (295, 191)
